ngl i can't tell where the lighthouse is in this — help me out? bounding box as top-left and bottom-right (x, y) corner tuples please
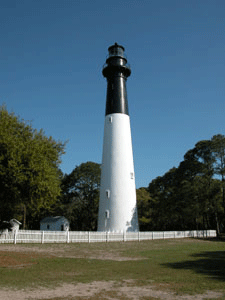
(97, 43), (139, 232)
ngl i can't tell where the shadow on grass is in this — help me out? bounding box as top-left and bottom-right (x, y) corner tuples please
(162, 251), (225, 282)
(198, 237), (225, 242)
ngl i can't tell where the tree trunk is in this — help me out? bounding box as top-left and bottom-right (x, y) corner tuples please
(23, 204), (26, 230)
(215, 211), (220, 236)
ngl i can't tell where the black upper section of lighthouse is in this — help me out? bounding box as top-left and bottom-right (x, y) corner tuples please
(103, 43), (131, 116)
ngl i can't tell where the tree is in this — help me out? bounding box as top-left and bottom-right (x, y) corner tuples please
(0, 106), (65, 228)
(183, 139), (224, 233)
(61, 162), (101, 231)
(211, 134), (225, 226)
(148, 167), (188, 231)
(147, 136), (224, 233)
(136, 187), (152, 231)
(181, 141), (214, 229)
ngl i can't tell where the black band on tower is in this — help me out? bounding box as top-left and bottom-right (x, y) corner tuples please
(102, 43), (131, 116)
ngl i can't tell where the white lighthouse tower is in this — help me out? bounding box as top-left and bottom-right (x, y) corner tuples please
(97, 43), (139, 232)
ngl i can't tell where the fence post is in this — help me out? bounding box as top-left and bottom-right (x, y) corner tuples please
(4, 231), (7, 243)
(123, 231), (126, 242)
(67, 231), (69, 243)
(88, 232), (90, 243)
(152, 231), (154, 240)
(14, 231), (17, 244)
(41, 231), (44, 244)
(106, 231), (108, 242)
(138, 231), (140, 242)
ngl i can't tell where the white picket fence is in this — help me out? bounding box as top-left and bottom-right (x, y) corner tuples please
(0, 229), (216, 244)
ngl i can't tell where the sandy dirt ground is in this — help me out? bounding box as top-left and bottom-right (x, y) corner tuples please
(0, 245), (224, 300)
(0, 281), (223, 300)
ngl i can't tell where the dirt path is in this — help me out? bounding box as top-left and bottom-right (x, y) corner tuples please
(0, 281), (223, 300)
(0, 244), (139, 261)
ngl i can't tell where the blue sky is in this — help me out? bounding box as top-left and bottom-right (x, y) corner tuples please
(1, 0), (224, 188)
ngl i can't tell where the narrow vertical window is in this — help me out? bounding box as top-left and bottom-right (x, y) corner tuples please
(106, 189), (110, 198)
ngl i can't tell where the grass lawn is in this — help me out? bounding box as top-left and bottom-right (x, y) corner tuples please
(0, 238), (224, 297)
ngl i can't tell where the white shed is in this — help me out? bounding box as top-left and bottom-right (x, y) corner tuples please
(40, 216), (69, 231)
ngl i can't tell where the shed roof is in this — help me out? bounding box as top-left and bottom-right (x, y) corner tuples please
(10, 219), (22, 225)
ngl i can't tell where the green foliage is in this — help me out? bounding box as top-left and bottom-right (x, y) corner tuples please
(146, 135), (225, 233)
(0, 105), (65, 228)
(136, 187), (152, 230)
(60, 161), (101, 231)
(148, 168), (185, 231)
(211, 134), (225, 223)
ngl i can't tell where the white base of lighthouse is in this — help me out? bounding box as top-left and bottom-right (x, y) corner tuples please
(97, 113), (139, 232)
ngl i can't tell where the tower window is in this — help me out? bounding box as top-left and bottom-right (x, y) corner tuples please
(105, 210), (110, 219)
(130, 172), (134, 179)
(109, 116), (112, 123)
(106, 190), (110, 198)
